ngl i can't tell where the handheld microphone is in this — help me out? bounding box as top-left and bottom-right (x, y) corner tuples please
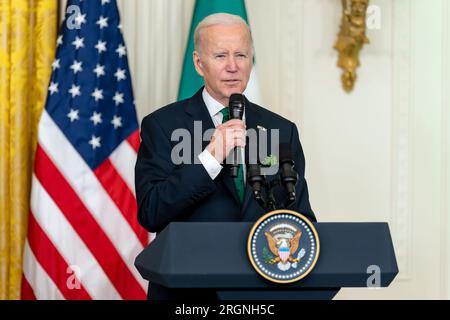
(229, 94), (245, 177)
(279, 143), (298, 203)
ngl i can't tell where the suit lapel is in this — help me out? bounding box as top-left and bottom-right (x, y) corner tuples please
(184, 88), (215, 154)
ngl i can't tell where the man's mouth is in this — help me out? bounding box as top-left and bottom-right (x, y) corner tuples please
(223, 80), (241, 85)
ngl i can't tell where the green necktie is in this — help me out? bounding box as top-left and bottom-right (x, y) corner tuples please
(220, 107), (245, 203)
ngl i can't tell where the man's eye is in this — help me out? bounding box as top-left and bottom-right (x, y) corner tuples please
(215, 55), (225, 59)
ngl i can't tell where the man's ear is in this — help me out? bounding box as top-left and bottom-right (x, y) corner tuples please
(193, 51), (205, 77)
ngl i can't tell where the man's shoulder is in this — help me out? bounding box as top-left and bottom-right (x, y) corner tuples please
(141, 97), (191, 127)
(250, 102), (295, 127)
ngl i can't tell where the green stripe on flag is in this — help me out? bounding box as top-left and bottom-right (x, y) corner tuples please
(177, 0), (250, 101)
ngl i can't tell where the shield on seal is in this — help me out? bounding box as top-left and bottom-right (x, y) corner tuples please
(278, 247), (290, 263)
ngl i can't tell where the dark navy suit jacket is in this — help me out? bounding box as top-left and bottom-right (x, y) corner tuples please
(135, 88), (315, 299)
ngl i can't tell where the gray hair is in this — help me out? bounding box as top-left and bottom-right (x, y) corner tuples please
(194, 13), (254, 55)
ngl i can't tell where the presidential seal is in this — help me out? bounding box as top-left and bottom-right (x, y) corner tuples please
(247, 210), (320, 283)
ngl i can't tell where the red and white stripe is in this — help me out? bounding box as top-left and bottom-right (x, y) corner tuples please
(22, 110), (150, 299)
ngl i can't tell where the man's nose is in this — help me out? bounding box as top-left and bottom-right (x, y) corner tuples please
(225, 56), (238, 72)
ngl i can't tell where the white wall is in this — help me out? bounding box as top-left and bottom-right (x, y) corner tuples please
(62, 0), (450, 299)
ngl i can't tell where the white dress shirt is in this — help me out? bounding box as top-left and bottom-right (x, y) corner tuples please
(198, 88), (246, 181)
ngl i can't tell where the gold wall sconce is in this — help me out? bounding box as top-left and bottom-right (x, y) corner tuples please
(334, 0), (370, 93)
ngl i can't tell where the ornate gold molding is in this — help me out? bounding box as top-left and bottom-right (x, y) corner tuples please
(334, 0), (369, 92)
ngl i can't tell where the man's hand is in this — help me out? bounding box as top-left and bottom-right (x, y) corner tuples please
(206, 119), (246, 163)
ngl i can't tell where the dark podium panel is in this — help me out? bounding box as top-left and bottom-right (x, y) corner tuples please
(135, 222), (398, 300)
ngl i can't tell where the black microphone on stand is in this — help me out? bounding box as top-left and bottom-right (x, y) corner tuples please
(247, 164), (266, 208)
(279, 143), (298, 204)
(228, 94), (245, 177)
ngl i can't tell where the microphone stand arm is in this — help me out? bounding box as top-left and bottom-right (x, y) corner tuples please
(265, 177), (279, 212)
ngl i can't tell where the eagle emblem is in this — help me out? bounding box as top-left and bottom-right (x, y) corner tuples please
(265, 230), (301, 264)
(263, 223), (306, 271)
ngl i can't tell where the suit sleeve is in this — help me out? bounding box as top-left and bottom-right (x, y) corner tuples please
(287, 122), (317, 222)
(135, 115), (217, 233)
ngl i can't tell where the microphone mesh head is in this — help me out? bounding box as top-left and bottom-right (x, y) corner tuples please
(229, 93), (245, 105)
(229, 94), (245, 120)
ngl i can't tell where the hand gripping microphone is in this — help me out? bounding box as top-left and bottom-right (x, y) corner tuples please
(228, 94), (245, 177)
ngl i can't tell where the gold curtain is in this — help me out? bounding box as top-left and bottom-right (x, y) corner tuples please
(0, 0), (57, 299)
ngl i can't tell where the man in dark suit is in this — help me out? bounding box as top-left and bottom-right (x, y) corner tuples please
(135, 13), (315, 300)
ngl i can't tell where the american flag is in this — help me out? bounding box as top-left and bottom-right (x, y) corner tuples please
(21, 0), (149, 299)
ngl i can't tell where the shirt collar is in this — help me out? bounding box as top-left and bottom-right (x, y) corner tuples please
(202, 87), (225, 118)
(202, 87), (247, 121)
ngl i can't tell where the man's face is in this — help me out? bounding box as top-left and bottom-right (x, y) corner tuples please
(193, 23), (253, 106)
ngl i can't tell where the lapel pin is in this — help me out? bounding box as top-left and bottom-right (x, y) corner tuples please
(257, 125), (267, 131)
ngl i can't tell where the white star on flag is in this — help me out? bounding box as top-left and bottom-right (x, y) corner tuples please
(92, 88), (104, 101)
(96, 16), (109, 29)
(113, 92), (124, 105)
(68, 85), (81, 98)
(93, 64), (106, 77)
(70, 60), (83, 74)
(75, 13), (87, 27)
(56, 35), (63, 46)
(101, 0), (111, 5)
(111, 115), (122, 129)
(88, 135), (101, 150)
(52, 59), (60, 70)
(95, 40), (107, 53)
(116, 44), (126, 57)
(67, 109), (80, 122)
(72, 36), (85, 50)
(48, 82), (59, 95)
(114, 68), (126, 81)
(90, 112), (103, 126)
